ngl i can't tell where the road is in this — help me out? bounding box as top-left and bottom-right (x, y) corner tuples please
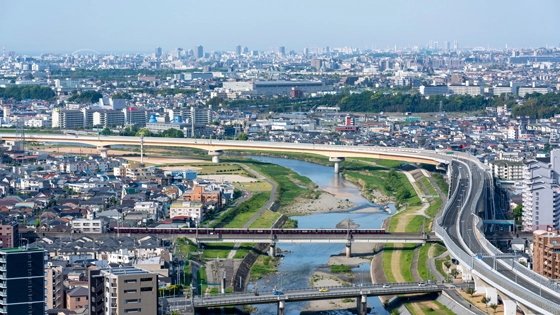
(193, 282), (454, 308)
(442, 159), (560, 312)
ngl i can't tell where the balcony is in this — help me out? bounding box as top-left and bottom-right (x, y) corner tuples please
(0, 266), (6, 272)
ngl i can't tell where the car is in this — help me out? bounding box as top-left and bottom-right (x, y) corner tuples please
(273, 290), (284, 295)
(319, 288), (328, 292)
(254, 292), (259, 296)
(382, 284), (391, 288)
(418, 282), (426, 286)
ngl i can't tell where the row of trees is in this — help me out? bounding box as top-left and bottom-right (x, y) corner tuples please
(101, 126), (184, 138)
(511, 92), (560, 118)
(0, 85), (55, 101)
(67, 90), (103, 103)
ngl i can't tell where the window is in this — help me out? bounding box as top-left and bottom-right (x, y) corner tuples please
(125, 299), (140, 303)
(140, 287), (152, 292)
(124, 308), (141, 313)
(124, 279), (137, 284)
(76, 297), (80, 301)
(124, 289), (137, 294)
(140, 278), (152, 282)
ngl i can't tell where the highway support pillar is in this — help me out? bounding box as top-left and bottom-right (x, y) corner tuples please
(270, 242), (276, 257)
(346, 242), (352, 258)
(277, 300), (285, 315)
(329, 157), (345, 174)
(97, 145), (110, 159)
(208, 150), (224, 163)
(503, 299), (517, 315)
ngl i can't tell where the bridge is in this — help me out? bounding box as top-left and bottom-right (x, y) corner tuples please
(1, 134), (449, 171)
(8, 134), (560, 313)
(192, 282), (453, 315)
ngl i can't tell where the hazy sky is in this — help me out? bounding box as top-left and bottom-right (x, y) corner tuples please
(1, 0), (559, 54)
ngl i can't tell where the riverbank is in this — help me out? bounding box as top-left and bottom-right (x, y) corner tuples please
(280, 192), (357, 216)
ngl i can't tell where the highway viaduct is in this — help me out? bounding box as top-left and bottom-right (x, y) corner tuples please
(7, 134), (559, 314)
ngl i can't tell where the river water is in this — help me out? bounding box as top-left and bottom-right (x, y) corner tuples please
(248, 156), (391, 315)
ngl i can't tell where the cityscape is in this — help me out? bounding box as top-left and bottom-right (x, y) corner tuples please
(2, 1), (560, 315)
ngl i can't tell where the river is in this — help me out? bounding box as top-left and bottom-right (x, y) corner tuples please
(247, 156), (391, 315)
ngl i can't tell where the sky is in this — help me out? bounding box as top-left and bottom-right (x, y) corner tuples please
(1, 0), (559, 54)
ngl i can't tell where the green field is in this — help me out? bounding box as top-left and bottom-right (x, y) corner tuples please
(232, 243), (255, 259)
(210, 192), (270, 228)
(417, 244), (433, 281)
(381, 244), (396, 283)
(201, 243), (235, 259)
(233, 180), (273, 192)
(250, 255), (279, 280)
(249, 210), (281, 228)
(432, 173), (449, 194)
(191, 163), (245, 175)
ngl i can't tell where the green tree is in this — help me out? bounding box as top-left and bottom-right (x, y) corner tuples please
(161, 128), (184, 138)
(466, 287), (475, 298)
(513, 204), (523, 224)
(136, 128), (151, 137)
(481, 297), (490, 311)
(489, 303), (498, 315)
(34, 218), (40, 228)
(100, 127), (112, 136)
(450, 268), (459, 279)
(237, 133), (248, 141)
(67, 90), (103, 103)
(390, 309), (400, 315)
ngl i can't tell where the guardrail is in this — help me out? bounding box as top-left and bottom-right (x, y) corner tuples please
(435, 159), (560, 315)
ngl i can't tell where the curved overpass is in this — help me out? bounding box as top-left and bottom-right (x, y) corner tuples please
(3, 134), (451, 165)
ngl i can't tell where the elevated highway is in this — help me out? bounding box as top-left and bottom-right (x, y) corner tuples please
(11, 134), (559, 313)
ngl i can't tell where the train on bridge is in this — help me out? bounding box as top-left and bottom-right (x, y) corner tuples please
(112, 227), (387, 235)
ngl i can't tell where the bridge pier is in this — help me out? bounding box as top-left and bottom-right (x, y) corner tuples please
(355, 295), (367, 315)
(208, 150), (224, 163)
(329, 157), (345, 173)
(346, 242), (352, 258)
(270, 242), (276, 257)
(277, 300), (285, 315)
(97, 145), (111, 159)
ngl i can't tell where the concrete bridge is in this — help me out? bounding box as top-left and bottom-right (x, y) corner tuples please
(2, 134), (450, 172)
(193, 282), (453, 315)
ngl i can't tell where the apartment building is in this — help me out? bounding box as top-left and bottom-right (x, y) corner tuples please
(0, 247), (46, 315)
(52, 109), (84, 129)
(181, 183), (222, 210)
(491, 160), (524, 180)
(45, 263), (64, 310)
(533, 227), (560, 279)
(71, 218), (106, 233)
(88, 266), (158, 315)
(114, 162), (153, 180)
(0, 219), (19, 249)
(169, 201), (206, 221)
(522, 150), (560, 231)
(93, 110), (125, 127)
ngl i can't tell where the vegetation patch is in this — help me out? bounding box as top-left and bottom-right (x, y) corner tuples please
(250, 255), (279, 280)
(431, 173), (449, 194)
(330, 264), (351, 273)
(249, 210), (281, 228)
(201, 243), (235, 259)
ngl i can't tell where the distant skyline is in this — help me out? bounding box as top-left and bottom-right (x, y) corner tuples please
(1, 0), (559, 54)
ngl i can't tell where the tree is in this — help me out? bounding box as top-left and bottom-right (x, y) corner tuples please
(466, 287), (475, 298)
(390, 309), (400, 315)
(237, 133), (248, 141)
(450, 268), (460, 279)
(34, 218), (40, 228)
(481, 297), (491, 311)
(161, 128), (184, 138)
(100, 127), (112, 136)
(136, 128), (151, 137)
(513, 204), (523, 224)
(489, 303), (498, 315)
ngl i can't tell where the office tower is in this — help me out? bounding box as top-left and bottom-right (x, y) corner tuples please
(433, 41), (439, 50)
(453, 40), (458, 50)
(303, 47), (309, 55)
(235, 45), (242, 55)
(194, 45), (204, 59)
(278, 46), (286, 56)
(325, 46), (330, 55)
(155, 47), (162, 58)
(444, 41), (450, 51)
(89, 266), (158, 315)
(0, 247), (46, 315)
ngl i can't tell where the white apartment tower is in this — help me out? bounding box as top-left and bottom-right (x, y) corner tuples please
(522, 150), (560, 231)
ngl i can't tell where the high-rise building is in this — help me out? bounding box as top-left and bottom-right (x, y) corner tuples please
(303, 47), (309, 55)
(235, 45), (242, 55)
(444, 41), (450, 51)
(0, 247), (46, 315)
(453, 40), (458, 50)
(533, 227), (560, 279)
(0, 218), (19, 249)
(45, 263), (64, 310)
(194, 45), (204, 59)
(52, 109), (84, 129)
(522, 150), (560, 231)
(88, 266), (158, 315)
(278, 46), (286, 56)
(155, 47), (162, 58)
